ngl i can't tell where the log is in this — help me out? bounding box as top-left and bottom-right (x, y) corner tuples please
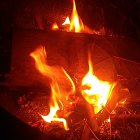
(96, 83), (130, 126)
(76, 91), (99, 132)
(81, 124), (90, 140)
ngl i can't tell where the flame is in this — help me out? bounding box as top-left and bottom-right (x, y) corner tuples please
(119, 98), (127, 105)
(30, 46), (75, 130)
(62, 17), (70, 25)
(41, 83), (68, 130)
(52, 22), (59, 30)
(82, 54), (115, 114)
(51, 0), (84, 33)
(69, 0), (84, 32)
(51, 0), (105, 34)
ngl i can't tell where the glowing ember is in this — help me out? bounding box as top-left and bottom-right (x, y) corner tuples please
(107, 117), (111, 123)
(30, 46), (75, 130)
(119, 98), (127, 105)
(81, 54), (116, 114)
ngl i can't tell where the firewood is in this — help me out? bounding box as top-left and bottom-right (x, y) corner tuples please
(81, 124), (90, 140)
(76, 90), (99, 132)
(96, 83), (130, 126)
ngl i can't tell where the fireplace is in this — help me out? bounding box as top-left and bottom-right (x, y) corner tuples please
(1, 0), (140, 140)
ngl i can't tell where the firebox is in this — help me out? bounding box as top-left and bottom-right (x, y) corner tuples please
(1, 0), (140, 140)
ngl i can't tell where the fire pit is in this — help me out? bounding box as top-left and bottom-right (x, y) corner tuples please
(1, 28), (140, 139)
(1, 0), (140, 140)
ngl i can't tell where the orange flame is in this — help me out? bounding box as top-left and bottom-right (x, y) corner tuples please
(52, 22), (59, 30)
(41, 83), (68, 130)
(69, 0), (84, 32)
(62, 17), (70, 25)
(81, 54), (116, 114)
(51, 0), (105, 34)
(30, 46), (75, 130)
(52, 0), (84, 33)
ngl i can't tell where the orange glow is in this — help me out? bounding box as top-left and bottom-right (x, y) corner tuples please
(81, 54), (116, 114)
(30, 46), (76, 130)
(107, 117), (111, 123)
(52, 22), (59, 30)
(119, 98), (127, 105)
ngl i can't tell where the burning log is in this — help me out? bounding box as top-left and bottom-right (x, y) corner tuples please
(75, 92), (99, 139)
(96, 83), (130, 126)
(76, 90), (99, 132)
(81, 120), (100, 140)
(78, 82), (130, 134)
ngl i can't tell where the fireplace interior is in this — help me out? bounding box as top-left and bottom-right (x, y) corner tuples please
(1, 0), (140, 140)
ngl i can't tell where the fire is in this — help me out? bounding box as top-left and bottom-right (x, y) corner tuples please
(30, 45), (116, 130)
(69, 0), (84, 32)
(30, 46), (75, 130)
(62, 17), (70, 25)
(51, 0), (105, 34)
(51, 0), (84, 33)
(41, 84), (68, 130)
(81, 54), (115, 114)
(52, 22), (59, 30)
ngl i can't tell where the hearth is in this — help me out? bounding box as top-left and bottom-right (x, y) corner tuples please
(1, 0), (140, 140)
